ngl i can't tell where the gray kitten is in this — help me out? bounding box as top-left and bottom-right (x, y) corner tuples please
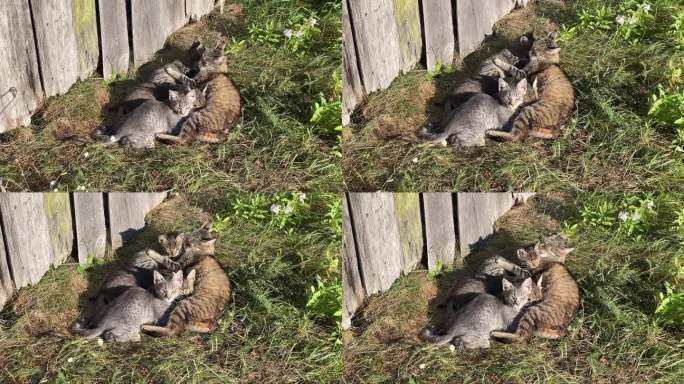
(98, 88), (200, 149)
(72, 270), (194, 342)
(418, 77), (530, 147)
(423, 277), (542, 349)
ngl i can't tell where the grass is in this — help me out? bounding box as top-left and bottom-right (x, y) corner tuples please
(343, 0), (684, 192)
(343, 193), (684, 383)
(0, 0), (341, 193)
(0, 192), (341, 383)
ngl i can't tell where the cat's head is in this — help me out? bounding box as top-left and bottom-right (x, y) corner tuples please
(196, 39), (228, 74)
(183, 221), (217, 256)
(157, 232), (186, 258)
(153, 270), (187, 301)
(501, 277), (543, 309)
(498, 77), (529, 109)
(516, 236), (574, 269)
(168, 88), (199, 117)
(528, 31), (561, 65)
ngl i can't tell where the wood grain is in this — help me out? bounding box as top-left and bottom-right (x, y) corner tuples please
(73, 193), (107, 264)
(342, 194), (366, 330)
(43, 193), (73, 266)
(456, 0), (515, 57)
(423, 193), (457, 271)
(98, 0), (129, 77)
(457, 192), (516, 257)
(0, 0), (43, 132)
(130, 0), (187, 67)
(0, 220), (14, 310)
(342, 0), (364, 126)
(108, 193), (167, 250)
(393, 193), (423, 272)
(422, 0), (455, 70)
(186, 0), (215, 21)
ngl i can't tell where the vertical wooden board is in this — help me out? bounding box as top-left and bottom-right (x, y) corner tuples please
(98, 0), (129, 77)
(423, 193), (456, 271)
(348, 193), (403, 296)
(422, 0), (455, 70)
(0, 0), (44, 133)
(513, 193), (536, 205)
(0, 219), (14, 310)
(131, 0), (188, 67)
(30, 0), (98, 96)
(342, 0), (364, 126)
(457, 193), (516, 257)
(393, 0), (422, 71)
(347, 0), (403, 93)
(456, 0), (515, 57)
(73, 193), (107, 264)
(393, 193), (423, 273)
(186, 0), (215, 21)
(108, 193), (167, 250)
(342, 195), (366, 330)
(43, 193), (73, 266)
(0, 194), (54, 288)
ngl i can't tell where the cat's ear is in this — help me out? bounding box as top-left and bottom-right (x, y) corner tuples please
(169, 90), (179, 102)
(520, 35), (532, 49)
(536, 275), (544, 290)
(548, 30), (559, 40)
(559, 247), (575, 257)
(532, 77), (539, 93)
(522, 277), (534, 291)
(153, 270), (164, 286)
(202, 84), (209, 96)
(498, 78), (510, 92)
(516, 78), (528, 94)
(175, 233), (186, 245)
(502, 278), (514, 292)
(186, 269), (197, 286)
(517, 248), (530, 260)
(172, 270), (184, 287)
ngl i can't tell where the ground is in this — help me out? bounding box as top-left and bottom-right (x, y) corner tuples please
(0, 193), (341, 383)
(0, 0), (341, 193)
(343, 193), (684, 383)
(343, 0), (684, 192)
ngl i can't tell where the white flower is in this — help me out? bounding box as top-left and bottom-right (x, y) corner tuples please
(308, 17), (317, 27)
(97, 338), (104, 346)
(67, 357), (74, 363)
(628, 15), (638, 25)
(283, 206), (293, 214)
(419, 363), (426, 369)
(449, 344), (456, 352)
(616, 15), (626, 25)
(298, 193), (306, 202)
(645, 200), (654, 210)
(411, 157), (418, 164)
(618, 211), (629, 221)
(283, 29), (293, 38)
(631, 211), (641, 222)
(270, 204), (281, 214)
(49, 180), (57, 187)
(643, 4), (651, 12)
(83, 152), (90, 158)
(294, 30), (304, 38)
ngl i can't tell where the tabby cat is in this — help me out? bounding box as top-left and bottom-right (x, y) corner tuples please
(142, 223), (231, 336)
(490, 239), (580, 342)
(72, 270), (193, 342)
(422, 277), (542, 349)
(156, 40), (242, 145)
(487, 32), (575, 141)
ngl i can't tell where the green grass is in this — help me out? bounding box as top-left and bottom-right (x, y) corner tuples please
(0, 0), (341, 192)
(344, 0), (684, 192)
(344, 193), (684, 383)
(0, 193), (341, 383)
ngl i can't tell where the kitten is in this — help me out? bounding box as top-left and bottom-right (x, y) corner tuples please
(490, 239), (580, 342)
(142, 223), (232, 336)
(418, 77), (530, 147)
(487, 32), (575, 141)
(72, 270), (194, 342)
(156, 40), (242, 145)
(95, 87), (201, 149)
(423, 277), (542, 349)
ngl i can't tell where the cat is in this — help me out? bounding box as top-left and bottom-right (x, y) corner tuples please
(94, 87), (202, 149)
(72, 270), (194, 342)
(422, 277), (542, 349)
(490, 239), (580, 342)
(156, 39), (242, 145)
(418, 77), (531, 147)
(142, 223), (232, 337)
(487, 31), (575, 141)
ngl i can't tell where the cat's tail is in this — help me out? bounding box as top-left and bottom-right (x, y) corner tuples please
(421, 326), (460, 346)
(71, 325), (105, 339)
(417, 122), (449, 143)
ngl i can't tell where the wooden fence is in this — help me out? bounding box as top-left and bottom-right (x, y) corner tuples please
(342, 0), (520, 124)
(0, 192), (167, 310)
(0, 0), (221, 133)
(342, 192), (534, 329)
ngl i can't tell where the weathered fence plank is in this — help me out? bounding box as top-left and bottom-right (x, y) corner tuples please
(342, 195), (366, 330)
(393, 193), (423, 272)
(0, 194), (57, 288)
(423, 193), (457, 271)
(43, 194), (74, 266)
(422, 0), (455, 70)
(130, 0), (188, 67)
(348, 193), (403, 295)
(73, 193), (107, 264)
(0, 225), (14, 310)
(393, 0), (422, 72)
(186, 0), (215, 21)
(342, 0), (364, 126)
(457, 192), (517, 257)
(98, 0), (129, 77)
(0, 0), (43, 133)
(347, 0), (403, 94)
(456, 0), (515, 57)
(30, 0), (99, 96)
(108, 193), (167, 250)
